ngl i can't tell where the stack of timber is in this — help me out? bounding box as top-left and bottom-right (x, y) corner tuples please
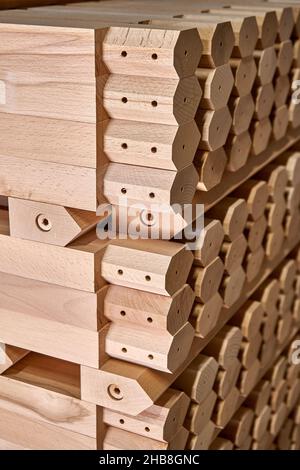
(0, 0), (299, 451)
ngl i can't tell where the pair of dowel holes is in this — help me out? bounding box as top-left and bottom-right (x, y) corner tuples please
(121, 143), (158, 154)
(119, 418), (151, 433)
(121, 347), (180, 358)
(121, 50), (188, 59)
(117, 269), (151, 283)
(121, 50), (158, 61)
(121, 346), (154, 361)
(120, 310), (153, 324)
(121, 188), (156, 200)
(121, 96), (158, 107)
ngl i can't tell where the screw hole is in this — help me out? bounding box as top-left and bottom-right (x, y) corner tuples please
(121, 51), (127, 57)
(122, 97), (128, 103)
(121, 143), (128, 149)
(119, 419), (125, 424)
(145, 275), (151, 281)
(148, 354), (154, 360)
(184, 50), (188, 56)
(182, 144), (185, 150)
(118, 269), (123, 276)
(184, 97), (187, 103)
(36, 214), (52, 232)
(121, 188), (127, 194)
(121, 347), (127, 353)
(147, 317), (153, 323)
(152, 53), (158, 60)
(151, 147), (157, 153)
(146, 213), (154, 222)
(149, 192), (155, 199)
(177, 309), (180, 314)
(220, 41), (223, 47)
(145, 427), (150, 432)
(107, 384), (123, 401)
(181, 187), (184, 192)
(120, 310), (126, 317)
(151, 100), (158, 107)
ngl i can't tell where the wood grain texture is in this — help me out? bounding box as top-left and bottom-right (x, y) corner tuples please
(0, 352), (98, 438)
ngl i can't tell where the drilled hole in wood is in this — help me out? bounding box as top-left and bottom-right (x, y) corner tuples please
(145, 427), (150, 432)
(107, 384), (123, 401)
(182, 144), (185, 150)
(145, 275), (151, 281)
(151, 147), (157, 153)
(120, 310), (126, 317)
(149, 192), (155, 199)
(148, 354), (154, 360)
(118, 269), (123, 275)
(152, 53), (158, 60)
(121, 188), (127, 194)
(119, 419), (125, 424)
(147, 317), (153, 323)
(122, 97), (128, 103)
(220, 41), (223, 48)
(181, 187), (184, 192)
(121, 51), (127, 57)
(184, 97), (187, 103)
(122, 347), (127, 353)
(121, 143), (128, 149)
(184, 50), (188, 56)
(146, 213), (154, 222)
(36, 214), (52, 232)
(151, 100), (158, 107)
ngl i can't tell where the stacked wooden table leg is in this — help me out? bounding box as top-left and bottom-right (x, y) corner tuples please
(0, 0), (299, 451)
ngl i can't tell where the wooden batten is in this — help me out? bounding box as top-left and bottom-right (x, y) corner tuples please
(103, 388), (190, 442)
(104, 284), (195, 334)
(8, 198), (106, 246)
